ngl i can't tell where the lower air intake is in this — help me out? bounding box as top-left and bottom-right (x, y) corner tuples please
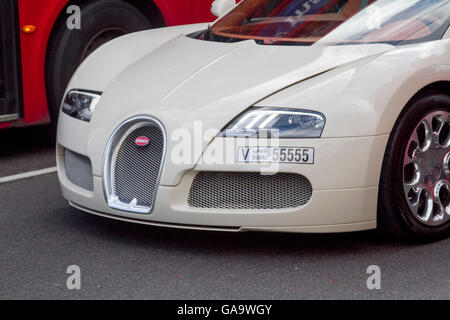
(188, 172), (312, 210)
(64, 149), (94, 191)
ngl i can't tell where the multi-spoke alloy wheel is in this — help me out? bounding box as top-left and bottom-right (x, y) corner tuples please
(403, 111), (450, 226)
(379, 91), (450, 242)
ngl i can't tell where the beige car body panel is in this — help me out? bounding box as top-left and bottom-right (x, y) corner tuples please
(57, 24), (450, 233)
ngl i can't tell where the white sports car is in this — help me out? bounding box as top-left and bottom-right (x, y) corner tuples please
(57, 0), (450, 241)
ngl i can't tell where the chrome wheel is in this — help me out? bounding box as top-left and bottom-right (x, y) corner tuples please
(403, 110), (450, 227)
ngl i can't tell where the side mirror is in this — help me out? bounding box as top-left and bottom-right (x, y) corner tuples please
(211, 0), (237, 18)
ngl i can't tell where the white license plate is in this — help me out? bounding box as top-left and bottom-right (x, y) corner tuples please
(238, 147), (314, 164)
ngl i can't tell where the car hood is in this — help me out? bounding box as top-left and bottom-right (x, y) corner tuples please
(83, 32), (393, 184)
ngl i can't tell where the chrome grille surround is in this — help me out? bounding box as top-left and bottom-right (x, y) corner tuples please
(188, 172), (313, 210)
(64, 149), (94, 191)
(103, 116), (166, 214)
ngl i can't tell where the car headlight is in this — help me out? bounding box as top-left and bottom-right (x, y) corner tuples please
(221, 107), (326, 138)
(61, 90), (102, 122)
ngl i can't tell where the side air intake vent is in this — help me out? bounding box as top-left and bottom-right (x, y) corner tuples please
(65, 149), (94, 191)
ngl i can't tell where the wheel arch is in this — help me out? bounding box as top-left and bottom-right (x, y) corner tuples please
(374, 62), (450, 138)
(377, 80), (450, 193)
(389, 81), (450, 135)
(407, 81), (450, 102)
(377, 81), (450, 241)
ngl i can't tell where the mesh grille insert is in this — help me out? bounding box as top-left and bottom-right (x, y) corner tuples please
(113, 124), (164, 206)
(64, 149), (94, 191)
(188, 172), (312, 210)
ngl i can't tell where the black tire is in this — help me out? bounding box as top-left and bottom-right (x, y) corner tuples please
(378, 91), (450, 242)
(46, 0), (152, 137)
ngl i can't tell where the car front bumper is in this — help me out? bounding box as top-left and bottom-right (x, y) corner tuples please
(57, 112), (389, 233)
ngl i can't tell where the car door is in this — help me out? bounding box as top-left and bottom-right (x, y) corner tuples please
(0, 0), (22, 123)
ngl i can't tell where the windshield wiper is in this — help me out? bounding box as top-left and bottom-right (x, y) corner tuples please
(205, 24), (215, 41)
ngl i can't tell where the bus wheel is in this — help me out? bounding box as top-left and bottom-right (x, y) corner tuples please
(46, 0), (152, 138)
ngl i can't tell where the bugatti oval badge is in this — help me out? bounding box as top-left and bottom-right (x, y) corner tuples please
(135, 136), (150, 147)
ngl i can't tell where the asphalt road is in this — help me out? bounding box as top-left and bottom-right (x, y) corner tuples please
(0, 126), (449, 300)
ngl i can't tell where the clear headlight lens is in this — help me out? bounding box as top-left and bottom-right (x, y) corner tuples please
(61, 90), (101, 122)
(221, 107), (326, 138)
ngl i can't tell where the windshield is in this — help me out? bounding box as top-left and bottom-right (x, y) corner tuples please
(206, 0), (450, 46)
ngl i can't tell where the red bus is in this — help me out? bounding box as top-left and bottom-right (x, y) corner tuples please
(0, 0), (215, 133)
